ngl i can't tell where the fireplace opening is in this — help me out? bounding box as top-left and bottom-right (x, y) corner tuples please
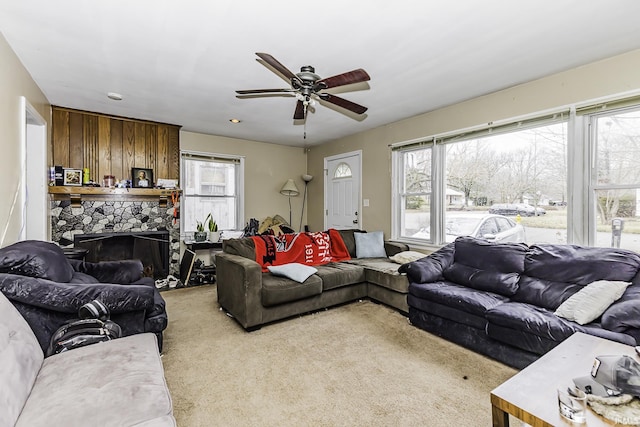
(74, 231), (170, 280)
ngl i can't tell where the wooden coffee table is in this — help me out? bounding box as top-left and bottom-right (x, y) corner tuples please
(491, 332), (636, 426)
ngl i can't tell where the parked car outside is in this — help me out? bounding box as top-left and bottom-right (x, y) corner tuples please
(411, 213), (527, 243)
(489, 203), (545, 217)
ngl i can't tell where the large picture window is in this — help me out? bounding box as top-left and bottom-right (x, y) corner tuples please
(181, 152), (243, 234)
(393, 116), (569, 247)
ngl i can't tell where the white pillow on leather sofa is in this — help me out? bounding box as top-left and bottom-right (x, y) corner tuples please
(554, 280), (631, 325)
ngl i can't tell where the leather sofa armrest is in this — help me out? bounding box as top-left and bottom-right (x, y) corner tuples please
(215, 252), (263, 329)
(384, 241), (410, 257)
(68, 259), (145, 284)
(601, 289), (640, 334)
(0, 273), (154, 314)
(398, 242), (455, 283)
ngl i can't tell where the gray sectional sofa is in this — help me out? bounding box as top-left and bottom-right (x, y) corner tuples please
(1, 290), (175, 427)
(216, 229), (411, 330)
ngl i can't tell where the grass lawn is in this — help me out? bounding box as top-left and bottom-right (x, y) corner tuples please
(519, 209), (640, 234)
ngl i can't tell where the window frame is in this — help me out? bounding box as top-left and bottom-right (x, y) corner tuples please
(180, 150), (244, 236)
(392, 95), (640, 250)
(585, 104), (640, 247)
(392, 111), (571, 248)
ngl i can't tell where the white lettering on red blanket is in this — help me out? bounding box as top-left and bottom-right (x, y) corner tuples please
(253, 231), (346, 271)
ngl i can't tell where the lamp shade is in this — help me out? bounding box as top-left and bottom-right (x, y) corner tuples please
(280, 179), (299, 196)
(302, 174), (313, 183)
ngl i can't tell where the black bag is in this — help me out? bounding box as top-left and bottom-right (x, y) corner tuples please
(45, 299), (122, 357)
(46, 319), (122, 356)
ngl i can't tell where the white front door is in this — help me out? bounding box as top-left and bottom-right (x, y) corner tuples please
(325, 151), (361, 230)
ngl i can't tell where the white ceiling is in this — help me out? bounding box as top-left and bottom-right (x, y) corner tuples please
(2, 1), (640, 147)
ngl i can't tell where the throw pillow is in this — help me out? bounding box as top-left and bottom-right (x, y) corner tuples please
(0, 240), (74, 282)
(267, 263), (318, 283)
(554, 280), (631, 325)
(354, 231), (386, 258)
(389, 250), (426, 264)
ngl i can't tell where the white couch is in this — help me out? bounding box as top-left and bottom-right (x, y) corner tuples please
(0, 291), (175, 427)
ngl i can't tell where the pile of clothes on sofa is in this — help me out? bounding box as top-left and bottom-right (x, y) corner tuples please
(242, 215), (295, 237)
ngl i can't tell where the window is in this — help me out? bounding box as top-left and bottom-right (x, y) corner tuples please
(590, 106), (640, 250)
(394, 145), (432, 241)
(393, 117), (569, 246)
(181, 152), (244, 233)
(333, 162), (352, 178)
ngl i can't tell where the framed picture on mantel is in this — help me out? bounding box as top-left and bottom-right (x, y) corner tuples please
(63, 168), (82, 186)
(132, 168), (153, 188)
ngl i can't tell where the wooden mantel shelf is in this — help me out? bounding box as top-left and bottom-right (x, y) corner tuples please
(49, 186), (180, 207)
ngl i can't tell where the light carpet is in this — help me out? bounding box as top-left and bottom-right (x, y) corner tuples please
(161, 285), (517, 426)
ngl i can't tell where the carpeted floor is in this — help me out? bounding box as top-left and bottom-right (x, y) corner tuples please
(161, 285), (517, 426)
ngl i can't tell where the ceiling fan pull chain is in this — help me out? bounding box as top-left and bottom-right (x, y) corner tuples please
(304, 104), (307, 139)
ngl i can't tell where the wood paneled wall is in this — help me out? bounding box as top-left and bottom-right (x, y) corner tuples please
(52, 107), (180, 182)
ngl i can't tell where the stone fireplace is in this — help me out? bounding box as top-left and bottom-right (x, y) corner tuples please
(50, 198), (180, 278)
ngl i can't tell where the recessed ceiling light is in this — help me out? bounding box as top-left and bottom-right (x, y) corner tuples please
(229, 118), (241, 124)
(107, 92), (123, 101)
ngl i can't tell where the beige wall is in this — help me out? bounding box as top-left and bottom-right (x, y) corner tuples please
(307, 49), (640, 236)
(180, 131), (309, 230)
(0, 33), (50, 246)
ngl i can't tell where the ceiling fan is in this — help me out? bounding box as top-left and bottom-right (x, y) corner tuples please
(236, 52), (371, 121)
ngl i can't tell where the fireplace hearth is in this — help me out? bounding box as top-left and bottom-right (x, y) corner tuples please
(74, 231), (170, 280)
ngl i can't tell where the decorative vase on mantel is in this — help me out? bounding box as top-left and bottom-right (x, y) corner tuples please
(194, 231), (208, 242)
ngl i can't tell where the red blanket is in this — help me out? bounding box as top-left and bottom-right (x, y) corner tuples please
(252, 229), (351, 271)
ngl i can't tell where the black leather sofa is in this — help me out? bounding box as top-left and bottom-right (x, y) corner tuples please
(0, 240), (168, 352)
(402, 236), (640, 369)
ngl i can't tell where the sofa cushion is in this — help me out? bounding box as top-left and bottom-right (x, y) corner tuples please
(268, 263), (318, 283)
(222, 237), (256, 260)
(261, 273), (323, 307)
(452, 236), (527, 273)
(346, 258), (408, 293)
(0, 240), (74, 283)
(336, 229), (362, 258)
(314, 262), (366, 291)
(554, 280), (631, 325)
(389, 251), (426, 264)
(511, 276), (581, 310)
(15, 333), (174, 427)
(485, 301), (636, 354)
(354, 231), (386, 258)
(408, 281), (509, 318)
(444, 264), (521, 297)
(0, 291), (44, 427)
(524, 244), (640, 284)
(513, 245), (640, 310)
(440, 237), (526, 297)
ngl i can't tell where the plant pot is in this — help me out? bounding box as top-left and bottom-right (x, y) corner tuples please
(194, 231), (208, 242)
(209, 231), (221, 243)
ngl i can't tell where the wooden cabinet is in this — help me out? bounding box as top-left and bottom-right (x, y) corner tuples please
(51, 107), (180, 183)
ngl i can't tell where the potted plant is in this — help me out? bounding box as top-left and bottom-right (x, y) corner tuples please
(206, 213), (220, 242)
(194, 219), (208, 242)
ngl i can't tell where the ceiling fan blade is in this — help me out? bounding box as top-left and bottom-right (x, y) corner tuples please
(255, 52), (302, 85)
(319, 93), (368, 114)
(293, 100), (306, 120)
(316, 69), (370, 90)
(236, 88), (294, 95)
